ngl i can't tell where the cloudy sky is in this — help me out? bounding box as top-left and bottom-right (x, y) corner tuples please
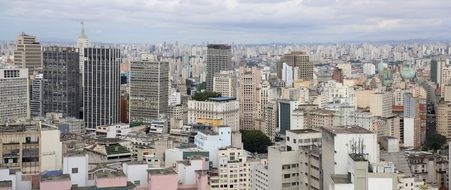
(1, 0), (451, 43)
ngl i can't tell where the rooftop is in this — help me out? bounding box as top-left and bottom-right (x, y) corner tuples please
(148, 168), (177, 175)
(95, 170), (126, 178)
(323, 125), (373, 134)
(207, 44), (231, 49)
(288, 129), (320, 134)
(208, 96), (236, 102)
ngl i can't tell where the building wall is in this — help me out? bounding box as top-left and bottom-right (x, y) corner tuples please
(187, 99), (239, 131)
(14, 34), (42, 75)
(239, 66), (262, 130)
(148, 174), (178, 190)
(213, 70), (237, 98)
(206, 44), (232, 91)
(40, 129), (62, 172)
(95, 176), (127, 188)
(123, 163), (149, 188)
(40, 180), (71, 190)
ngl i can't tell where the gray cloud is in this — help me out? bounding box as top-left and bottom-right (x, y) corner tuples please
(0, 0), (450, 43)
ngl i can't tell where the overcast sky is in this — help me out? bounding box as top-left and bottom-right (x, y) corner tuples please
(1, 0), (451, 44)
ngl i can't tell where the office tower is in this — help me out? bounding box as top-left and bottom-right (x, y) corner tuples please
(322, 125), (379, 189)
(281, 51), (313, 81)
(83, 47), (120, 130)
(129, 61), (169, 123)
(430, 59), (441, 84)
(0, 67), (29, 123)
(403, 93), (415, 147)
(239, 67), (261, 130)
(206, 44), (232, 91)
(14, 33), (42, 75)
(43, 46), (80, 118)
(278, 100), (297, 135)
(213, 70), (237, 97)
(281, 63), (293, 87)
(30, 73), (44, 117)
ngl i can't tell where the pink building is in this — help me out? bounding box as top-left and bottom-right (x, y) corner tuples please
(40, 174), (71, 190)
(148, 168), (178, 190)
(195, 170), (209, 190)
(95, 170), (129, 188)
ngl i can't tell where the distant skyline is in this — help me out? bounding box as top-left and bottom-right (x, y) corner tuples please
(1, 0), (451, 44)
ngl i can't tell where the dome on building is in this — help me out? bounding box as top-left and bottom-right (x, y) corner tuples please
(400, 64), (416, 80)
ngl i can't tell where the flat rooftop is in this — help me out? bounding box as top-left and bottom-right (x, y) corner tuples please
(95, 170), (126, 178)
(288, 129), (320, 134)
(323, 125), (372, 134)
(148, 168), (176, 175)
(330, 174), (351, 184)
(41, 173), (71, 182)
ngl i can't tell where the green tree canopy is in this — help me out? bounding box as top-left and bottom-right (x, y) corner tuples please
(241, 130), (273, 154)
(424, 133), (446, 151)
(192, 91), (221, 101)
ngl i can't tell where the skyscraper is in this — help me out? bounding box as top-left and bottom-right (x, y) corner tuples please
(129, 61), (169, 123)
(430, 59), (441, 84)
(14, 33), (42, 75)
(77, 22), (89, 115)
(0, 67), (30, 123)
(83, 47), (120, 130)
(281, 51), (313, 81)
(239, 66), (261, 130)
(43, 46), (80, 118)
(206, 44), (232, 91)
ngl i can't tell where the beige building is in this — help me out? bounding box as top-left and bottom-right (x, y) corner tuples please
(370, 91), (393, 117)
(0, 122), (62, 176)
(436, 100), (451, 139)
(239, 67), (261, 130)
(356, 90), (373, 108)
(209, 147), (251, 189)
(0, 67), (30, 123)
(213, 70), (237, 98)
(14, 33), (42, 75)
(188, 97), (239, 131)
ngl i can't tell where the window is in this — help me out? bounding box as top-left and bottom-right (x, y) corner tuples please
(72, 168), (78, 174)
(134, 180), (141, 186)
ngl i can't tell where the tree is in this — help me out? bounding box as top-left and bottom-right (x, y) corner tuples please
(197, 82), (206, 91)
(241, 130), (273, 154)
(424, 133), (446, 151)
(192, 91), (221, 101)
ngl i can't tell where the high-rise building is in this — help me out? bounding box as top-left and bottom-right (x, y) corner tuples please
(206, 44), (232, 91)
(129, 61), (169, 123)
(213, 70), (237, 97)
(188, 97), (239, 131)
(77, 22), (89, 115)
(239, 67), (261, 130)
(208, 147), (251, 189)
(370, 91), (393, 117)
(30, 73), (44, 117)
(43, 46), (80, 118)
(430, 59), (441, 84)
(14, 33), (42, 75)
(83, 47), (120, 130)
(437, 100), (451, 140)
(281, 51), (313, 81)
(0, 67), (30, 123)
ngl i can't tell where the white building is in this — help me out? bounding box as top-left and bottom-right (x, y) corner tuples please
(188, 97), (239, 131)
(268, 146), (300, 190)
(164, 147), (209, 168)
(168, 90), (181, 106)
(122, 162), (149, 188)
(250, 159), (269, 190)
(363, 63), (376, 75)
(95, 123), (131, 138)
(63, 154), (89, 187)
(317, 80), (356, 109)
(282, 63), (293, 87)
(285, 129), (321, 151)
(177, 157), (209, 187)
(322, 125), (379, 189)
(337, 63), (352, 77)
(194, 126), (232, 167)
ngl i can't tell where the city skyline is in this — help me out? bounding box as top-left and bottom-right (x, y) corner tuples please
(1, 0), (451, 43)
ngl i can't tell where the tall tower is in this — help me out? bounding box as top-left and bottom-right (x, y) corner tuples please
(239, 66), (261, 130)
(77, 22), (89, 114)
(14, 33), (42, 75)
(129, 61), (169, 123)
(43, 46), (80, 118)
(206, 44), (232, 91)
(83, 47), (120, 130)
